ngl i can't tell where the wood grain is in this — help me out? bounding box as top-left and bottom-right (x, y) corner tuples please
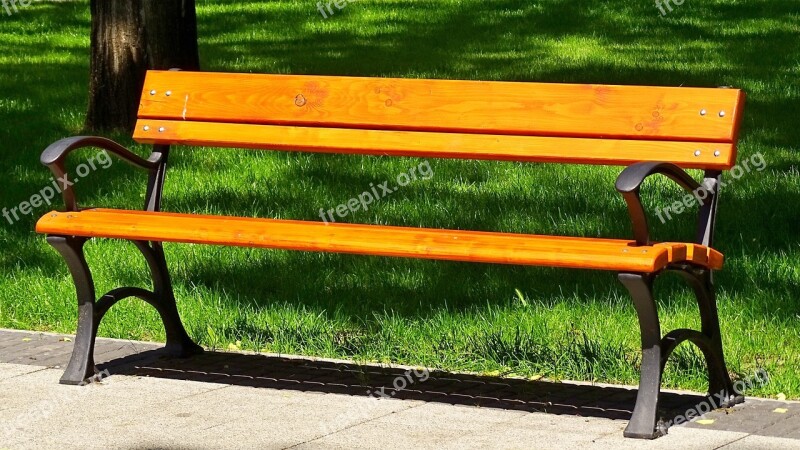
(36, 209), (724, 272)
(134, 119), (736, 169)
(138, 71), (745, 143)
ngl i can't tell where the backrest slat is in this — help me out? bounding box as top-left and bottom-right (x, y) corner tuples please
(133, 120), (736, 169)
(135, 71), (745, 170)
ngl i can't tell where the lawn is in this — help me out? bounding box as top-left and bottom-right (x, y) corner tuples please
(0, 0), (798, 398)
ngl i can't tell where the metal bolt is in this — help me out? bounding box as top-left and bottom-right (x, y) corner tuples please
(714, 150), (721, 157)
(700, 109), (707, 116)
(158, 127), (165, 132)
(694, 150), (701, 156)
(166, 91), (172, 96)
(143, 125), (150, 131)
(719, 111), (726, 117)
(295, 94), (307, 107)
(150, 90), (156, 95)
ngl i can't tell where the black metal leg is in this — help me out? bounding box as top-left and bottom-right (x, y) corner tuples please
(674, 269), (742, 407)
(47, 236), (99, 385)
(619, 272), (665, 439)
(48, 237), (202, 386)
(133, 241), (203, 357)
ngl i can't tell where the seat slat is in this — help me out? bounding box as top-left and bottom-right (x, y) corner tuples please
(134, 119), (736, 169)
(139, 71), (745, 143)
(36, 209), (723, 273)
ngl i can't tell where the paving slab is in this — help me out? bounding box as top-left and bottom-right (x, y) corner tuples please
(1, 328), (798, 449)
(721, 435), (800, 449)
(0, 362), (45, 382)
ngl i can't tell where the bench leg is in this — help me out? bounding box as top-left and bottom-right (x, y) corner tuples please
(620, 269), (741, 439)
(47, 236), (99, 385)
(619, 273), (665, 439)
(671, 269), (742, 407)
(47, 236), (202, 385)
(133, 241), (203, 357)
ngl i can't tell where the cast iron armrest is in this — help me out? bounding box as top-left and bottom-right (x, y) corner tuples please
(615, 162), (703, 246)
(41, 136), (162, 211)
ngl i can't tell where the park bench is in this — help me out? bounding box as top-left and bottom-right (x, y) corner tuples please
(36, 70), (746, 439)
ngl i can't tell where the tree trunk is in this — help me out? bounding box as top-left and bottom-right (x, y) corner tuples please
(86, 0), (199, 132)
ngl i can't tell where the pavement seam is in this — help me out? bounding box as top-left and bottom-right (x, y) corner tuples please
(0, 365), (51, 381)
(282, 400), (426, 449)
(714, 433), (752, 449)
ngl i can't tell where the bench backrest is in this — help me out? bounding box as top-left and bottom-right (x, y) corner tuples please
(133, 71), (745, 170)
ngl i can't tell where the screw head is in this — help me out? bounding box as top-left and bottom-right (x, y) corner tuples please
(143, 125), (150, 131)
(714, 150), (721, 157)
(150, 90), (156, 95)
(158, 127), (166, 132)
(719, 111), (726, 117)
(695, 150), (702, 156)
(700, 109), (707, 116)
(166, 91), (172, 96)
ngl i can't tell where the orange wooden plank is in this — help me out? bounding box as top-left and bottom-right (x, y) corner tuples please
(36, 209), (722, 272)
(684, 243), (725, 269)
(138, 71), (745, 143)
(133, 120), (736, 169)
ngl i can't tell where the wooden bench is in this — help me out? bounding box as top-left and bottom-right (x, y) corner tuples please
(36, 70), (746, 439)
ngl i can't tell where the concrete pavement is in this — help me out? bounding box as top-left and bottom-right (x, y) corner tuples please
(0, 329), (797, 449)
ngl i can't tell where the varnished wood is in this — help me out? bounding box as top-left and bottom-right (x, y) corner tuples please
(134, 119), (736, 169)
(139, 71), (745, 143)
(36, 209), (724, 272)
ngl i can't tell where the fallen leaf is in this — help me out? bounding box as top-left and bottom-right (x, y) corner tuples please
(21, 338), (31, 342)
(696, 419), (715, 425)
(60, 337), (72, 342)
(777, 393), (787, 401)
(774, 408), (788, 414)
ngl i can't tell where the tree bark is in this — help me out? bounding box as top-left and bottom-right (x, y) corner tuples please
(86, 0), (199, 132)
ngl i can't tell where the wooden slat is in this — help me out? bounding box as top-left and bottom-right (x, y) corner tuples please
(134, 120), (736, 169)
(36, 209), (723, 272)
(138, 71), (745, 143)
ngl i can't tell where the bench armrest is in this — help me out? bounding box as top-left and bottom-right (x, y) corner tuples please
(615, 162), (703, 246)
(41, 136), (161, 211)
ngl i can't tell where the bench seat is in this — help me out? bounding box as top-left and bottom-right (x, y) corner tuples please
(36, 209), (723, 273)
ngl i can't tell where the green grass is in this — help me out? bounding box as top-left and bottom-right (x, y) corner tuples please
(0, 0), (798, 398)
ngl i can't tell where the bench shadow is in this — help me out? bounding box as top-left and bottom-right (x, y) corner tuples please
(98, 348), (709, 426)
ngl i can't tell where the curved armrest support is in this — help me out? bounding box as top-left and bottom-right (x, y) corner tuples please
(40, 136), (162, 211)
(616, 162), (703, 246)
